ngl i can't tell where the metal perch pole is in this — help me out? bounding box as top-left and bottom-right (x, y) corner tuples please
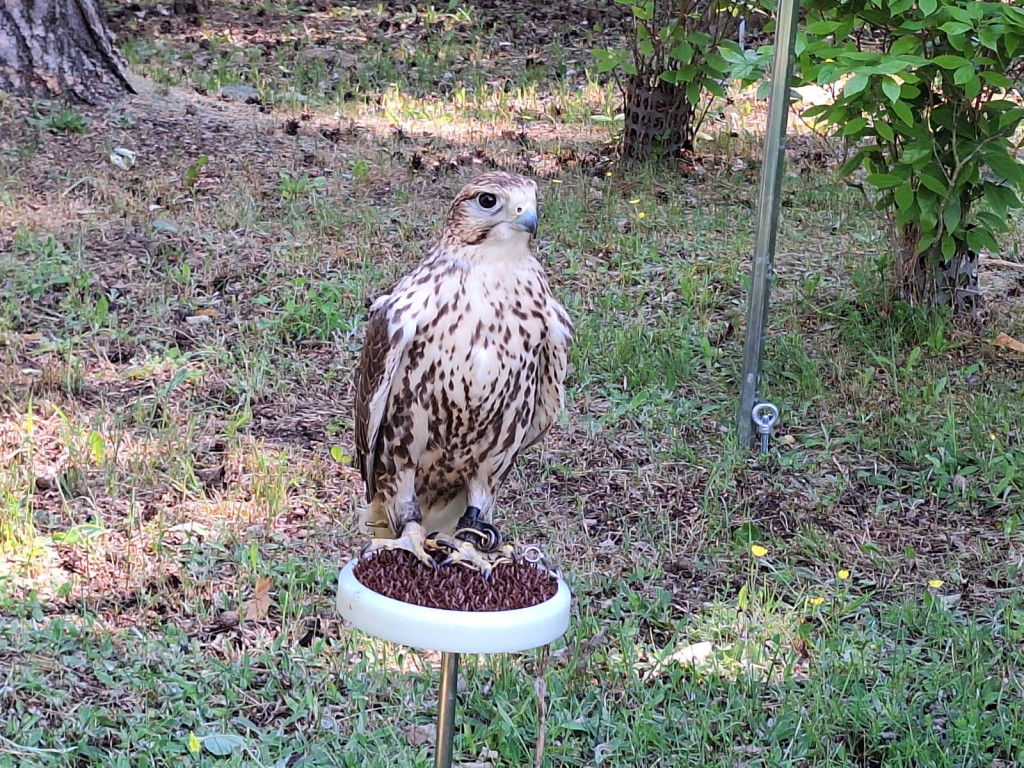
(434, 652), (459, 768)
(736, 0), (802, 448)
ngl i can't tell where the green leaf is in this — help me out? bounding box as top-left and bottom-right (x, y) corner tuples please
(948, 4), (982, 23)
(592, 49), (630, 73)
(843, 72), (869, 97)
(894, 181), (915, 210)
(977, 210), (1007, 233)
(978, 25), (1001, 51)
(841, 117), (869, 137)
(920, 173), (948, 195)
(918, 0), (937, 16)
(918, 193), (939, 233)
(943, 196), (962, 233)
(901, 141), (933, 166)
(953, 64), (975, 86)
(896, 198), (920, 228)
(876, 120), (895, 142)
(983, 182), (1011, 218)
(839, 149), (869, 177)
(931, 55), (970, 69)
(964, 74), (981, 102)
(201, 734), (246, 757)
(685, 80), (701, 106)
(718, 41), (748, 66)
(632, 1), (654, 20)
(52, 523), (104, 546)
(984, 148), (1024, 185)
(183, 155), (208, 190)
(668, 41), (693, 64)
(881, 77), (901, 103)
(866, 173), (905, 190)
(890, 36), (922, 56)
(703, 77), (725, 99)
(998, 106), (1024, 131)
(939, 21), (972, 36)
(88, 430), (105, 464)
(152, 219), (178, 234)
(940, 233), (956, 260)
(966, 227), (999, 253)
(892, 100), (914, 126)
(805, 20), (843, 35)
(981, 71), (1015, 89)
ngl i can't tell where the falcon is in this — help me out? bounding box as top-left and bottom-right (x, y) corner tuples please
(353, 171), (572, 573)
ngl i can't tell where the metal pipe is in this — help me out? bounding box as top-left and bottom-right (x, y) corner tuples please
(434, 652), (459, 768)
(737, 0), (803, 448)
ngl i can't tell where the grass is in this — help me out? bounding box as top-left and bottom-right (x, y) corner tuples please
(1, 1), (1023, 766)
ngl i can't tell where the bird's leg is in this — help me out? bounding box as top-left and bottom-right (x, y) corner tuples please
(453, 505), (502, 553)
(360, 500), (438, 569)
(428, 498), (510, 576)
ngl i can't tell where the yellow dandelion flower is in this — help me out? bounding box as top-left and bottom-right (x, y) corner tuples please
(809, 596), (824, 606)
(928, 579), (944, 588)
(606, 171), (613, 177)
(750, 544), (768, 558)
(629, 198), (641, 204)
(838, 569), (850, 580)
(990, 433), (997, 441)
(637, 211), (646, 219)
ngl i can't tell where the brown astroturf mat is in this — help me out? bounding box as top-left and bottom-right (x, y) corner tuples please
(353, 549), (558, 611)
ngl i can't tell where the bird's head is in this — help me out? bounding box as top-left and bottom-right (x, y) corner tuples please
(441, 172), (539, 251)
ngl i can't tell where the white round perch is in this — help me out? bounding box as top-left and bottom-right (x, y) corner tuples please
(336, 558), (571, 654)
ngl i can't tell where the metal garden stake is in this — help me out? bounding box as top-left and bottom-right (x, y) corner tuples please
(737, 0), (802, 448)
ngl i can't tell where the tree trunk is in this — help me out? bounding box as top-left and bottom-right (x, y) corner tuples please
(895, 222), (980, 315)
(622, 77), (694, 160)
(0, 0), (136, 104)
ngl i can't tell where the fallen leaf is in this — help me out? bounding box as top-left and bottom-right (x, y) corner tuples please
(109, 147), (137, 170)
(477, 746), (499, 762)
(669, 640), (714, 665)
(168, 521), (211, 538)
(988, 332), (1024, 353)
(243, 576), (273, 621)
(401, 723), (436, 747)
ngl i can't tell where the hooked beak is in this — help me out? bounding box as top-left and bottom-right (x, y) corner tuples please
(512, 207), (538, 237)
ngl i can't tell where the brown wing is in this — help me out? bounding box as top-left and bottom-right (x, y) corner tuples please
(353, 262), (462, 503)
(353, 305), (401, 503)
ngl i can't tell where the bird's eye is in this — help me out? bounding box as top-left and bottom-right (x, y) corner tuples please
(477, 192), (498, 210)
